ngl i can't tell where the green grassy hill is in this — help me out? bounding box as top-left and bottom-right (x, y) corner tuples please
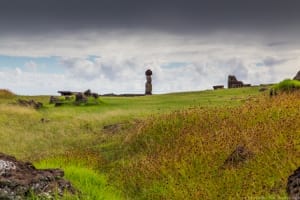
(1, 86), (299, 199)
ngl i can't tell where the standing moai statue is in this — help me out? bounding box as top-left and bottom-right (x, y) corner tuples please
(145, 69), (152, 95)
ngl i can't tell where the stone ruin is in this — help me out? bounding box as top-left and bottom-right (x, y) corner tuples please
(0, 152), (76, 199)
(50, 89), (99, 106)
(145, 69), (153, 95)
(294, 70), (300, 81)
(287, 166), (300, 200)
(228, 75), (251, 88)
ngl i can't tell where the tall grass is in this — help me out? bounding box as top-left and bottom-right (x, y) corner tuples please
(109, 92), (300, 199)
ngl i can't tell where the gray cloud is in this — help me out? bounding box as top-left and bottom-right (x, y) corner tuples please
(0, 0), (300, 35)
(262, 57), (290, 67)
(0, 0), (299, 95)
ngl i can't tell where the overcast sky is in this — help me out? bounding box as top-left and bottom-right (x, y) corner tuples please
(0, 0), (299, 95)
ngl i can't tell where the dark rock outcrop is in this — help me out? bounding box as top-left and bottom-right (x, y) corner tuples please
(75, 93), (88, 103)
(294, 71), (300, 81)
(287, 167), (300, 200)
(83, 89), (92, 97)
(0, 153), (76, 199)
(17, 99), (43, 109)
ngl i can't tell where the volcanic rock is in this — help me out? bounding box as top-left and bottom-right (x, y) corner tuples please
(0, 152), (76, 199)
(75, 93), (88, 103)
(294, 71), (300, 81)
(287, 167), (300, 200)
(17, 99), (43, 109)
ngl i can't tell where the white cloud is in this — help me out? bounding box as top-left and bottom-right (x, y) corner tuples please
(0, 30), (299, 95)
(24, 60), (38, 71)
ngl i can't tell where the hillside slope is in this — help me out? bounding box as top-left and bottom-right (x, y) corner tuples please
(108, 92), (300, 199)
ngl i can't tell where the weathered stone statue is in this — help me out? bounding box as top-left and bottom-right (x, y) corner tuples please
(145, 69), (152, 95)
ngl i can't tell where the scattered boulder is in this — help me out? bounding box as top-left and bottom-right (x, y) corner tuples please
(287, 167), (300, 200)
(0, 152), (76, 199)
(293, 70), (300, 81)
(49, 96), (60, 104)
(75, 93), (88, 104)
(17, 99), (43, 109)
(213, 85), (224, 90)
(222, 146), (254, 168)
(259, 87), (268, 92)
(91, 93), (99, 99)
(84, 89), (92, 97)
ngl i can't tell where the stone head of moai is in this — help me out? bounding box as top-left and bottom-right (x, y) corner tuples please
(145, 69), (153, 95)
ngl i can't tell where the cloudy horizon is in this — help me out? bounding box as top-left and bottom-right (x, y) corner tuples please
(0, 0), (299, 95)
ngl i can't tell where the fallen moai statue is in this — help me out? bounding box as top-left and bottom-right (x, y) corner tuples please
(0, 152), (76, 199)
(213, 85), (224, 90)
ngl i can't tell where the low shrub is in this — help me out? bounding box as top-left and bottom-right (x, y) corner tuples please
(273, 79), (300, 93)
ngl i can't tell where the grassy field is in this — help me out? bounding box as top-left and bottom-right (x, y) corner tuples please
(0, 86), (299, 199)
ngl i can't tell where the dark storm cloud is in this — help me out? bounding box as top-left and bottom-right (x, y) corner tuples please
(0, 0), (300, 34)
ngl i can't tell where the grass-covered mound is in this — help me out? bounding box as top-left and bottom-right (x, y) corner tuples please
(0, 89), (15, 98)
(273, 79), (300, 93)
(110, 92), (300, 199)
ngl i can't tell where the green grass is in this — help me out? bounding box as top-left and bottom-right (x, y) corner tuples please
(36, 157), (122, 200)
(108, 92), (300, 199)
(3, 86), (296, 199)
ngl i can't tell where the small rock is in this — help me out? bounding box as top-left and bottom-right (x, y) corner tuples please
(259, 87), (268, 92)
(222, 146), (254, 168)
(287, 167), (300, 200)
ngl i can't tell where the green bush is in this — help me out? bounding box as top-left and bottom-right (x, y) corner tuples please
(273, 79), (300, 93)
